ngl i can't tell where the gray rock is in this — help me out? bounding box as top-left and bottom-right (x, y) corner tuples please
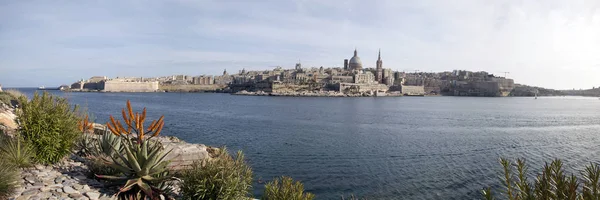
(74, 175), (87, 180)
(21, 188), (40, 195)
(62, 186), (79, 194)
(39, 192), (53, 199)
(33, 181), (44, 186)
(16, 195), (32, 200)
(83, 185), (91, 191)
(73, 184), (84, 190)
(85, 192), (100, 200)
(48, 197), (59, 200)
(25, 176), (36, 184)
(29, 195), (41, 200)
(26, 185), (43, 190)
(69, 193), (84, 198)
(47, 184), (63, 189)
(54, 177), (64, 184)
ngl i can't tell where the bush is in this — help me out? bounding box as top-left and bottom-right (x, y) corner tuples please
(180, 148), (253, 200)
(262, 176), (315, 200)
(483, 158), (600, 200)
(0, 161), (19, 199)
(0, 89), (25, 106)
(17, 91), (80, 164)
(0, 134), (35, 168)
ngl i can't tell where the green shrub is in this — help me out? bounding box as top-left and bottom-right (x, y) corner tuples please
(0, 161), (20, 199)
(262, 176), (314, 200)
(0, 92), (12, 105)
(17, 91), (80, 164)
(0, 89), (25, 106)
(483, 158), (599, 200)
(0, 134), (35, 168)
(180, 148), (253, 200)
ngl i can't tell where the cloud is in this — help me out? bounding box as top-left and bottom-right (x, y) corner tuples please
(0, 0), (599, 89)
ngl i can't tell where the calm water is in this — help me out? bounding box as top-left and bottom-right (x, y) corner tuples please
(14, 88), (600, 199)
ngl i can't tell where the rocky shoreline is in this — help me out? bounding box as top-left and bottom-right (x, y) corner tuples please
(0, 100), (217, 200)
(11, 157), (116, 200)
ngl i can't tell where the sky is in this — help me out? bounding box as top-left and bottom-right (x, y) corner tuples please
(1, 0), (599, 89)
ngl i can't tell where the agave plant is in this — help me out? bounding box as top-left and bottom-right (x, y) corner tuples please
(96, 100), (172, 200)
(75, 115), (96, 156)
(92, 128), (122, 157)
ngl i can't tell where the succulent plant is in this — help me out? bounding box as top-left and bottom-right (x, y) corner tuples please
(96, 100), (172, 199)
(92, 128), (122, 157)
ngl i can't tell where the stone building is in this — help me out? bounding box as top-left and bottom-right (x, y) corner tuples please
(193, 76), (214, 85)
(376, 49), (383, 83)
(348, 48), (363, 71)
(354, 71), (375, 84)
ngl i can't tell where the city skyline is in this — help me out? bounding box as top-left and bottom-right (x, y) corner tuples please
(1, 0), (600, 89)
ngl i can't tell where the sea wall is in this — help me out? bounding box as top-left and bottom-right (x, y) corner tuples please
(103, 81), (159, 92)
(159, 84), (226, 92)
(401, 85), (426, 95)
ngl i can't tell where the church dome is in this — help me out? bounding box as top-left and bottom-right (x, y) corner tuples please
(349, 49), (363, 70)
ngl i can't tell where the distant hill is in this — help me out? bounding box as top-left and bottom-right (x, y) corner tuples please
(509, 84), (566, 96)
(560, 88), (600, 97)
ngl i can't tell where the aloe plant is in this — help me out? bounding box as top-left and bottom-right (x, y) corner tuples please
(96, 100), (172, 200)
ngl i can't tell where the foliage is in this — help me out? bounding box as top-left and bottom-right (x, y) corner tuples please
(0, 89), (25, 106)
(0, 161), (19, 199)
(482, 158), (600, 200)
(95, 100), (172, 200)
(0, 134), (35, 168)
(180, 148), (253, 200)
(92, 128), (122, 157)
(262, 176), (315, 200)
(0, 92), (13, 106)
(16, 92), (80, 164)
(86, 155), (122, 179)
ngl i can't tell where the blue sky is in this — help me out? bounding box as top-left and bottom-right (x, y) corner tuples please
(1, 0), (599, 89)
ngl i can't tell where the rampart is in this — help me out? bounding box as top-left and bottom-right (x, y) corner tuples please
(102, 81), (159, 92)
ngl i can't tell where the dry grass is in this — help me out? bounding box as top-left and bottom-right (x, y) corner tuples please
(3, 89), (25, 99)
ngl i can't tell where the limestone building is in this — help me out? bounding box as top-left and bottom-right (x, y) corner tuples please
(348, 48), (363, 71)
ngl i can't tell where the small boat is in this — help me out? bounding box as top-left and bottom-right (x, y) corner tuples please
(38, 86), (45, 90)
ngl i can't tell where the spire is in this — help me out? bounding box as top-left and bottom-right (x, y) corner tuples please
(353, 48), (357, 57)
(378, 49), (381, 60)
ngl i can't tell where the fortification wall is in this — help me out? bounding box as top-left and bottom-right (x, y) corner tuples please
(401, 85), (425, 95)
(159, 84), (226, 92)
(103, 81), (159, 92)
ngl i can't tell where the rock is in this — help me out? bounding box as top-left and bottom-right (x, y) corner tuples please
(157, 137), (219, 170)
(85, 192), (100, 200)
(22, 188), (40, 195)
(16, 195), (32, 200)
(63, 186), (79, 194)
(73, 184), (84, 190)
(29, 195), (41, 200)
(69, 193), (84, 198)
(83, 185), (91, 191)
(55, 177), (64, 184)
(39, 192), (53, 199)
(25, 176), (36, 184)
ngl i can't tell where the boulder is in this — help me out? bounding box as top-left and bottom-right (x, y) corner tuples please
(0, 103), (17, 135)
(155, 136), (219, 170)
